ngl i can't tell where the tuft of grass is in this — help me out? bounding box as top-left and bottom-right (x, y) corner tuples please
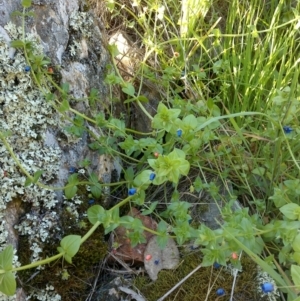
(100, 0), (300, 299)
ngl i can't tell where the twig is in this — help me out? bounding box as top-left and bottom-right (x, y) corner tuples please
(229, 252), (243, 301)
(157, 264), (202, 301)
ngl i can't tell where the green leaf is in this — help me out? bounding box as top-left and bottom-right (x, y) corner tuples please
(61, 82), (70, 94)
(132, 189), (146, 205)
(107, 44), (119, 57)
(293, 253), (300, 265)
(58, 98), (70, 113)
(89, 173), (102, 198)
(136, 95), (149, 102)
(280, 203), (300, 220)
(124, 166), (135, 182)
(292, 234), (300, 252)
(269, 187), (288, 208)
(0, 245), (13, 271)
(202, 248), (227, 267)
(141, 201), (158, 216)
(88, 88), (99, 106)
(156, 221), (169, 249)
(133, 170), (153, 190)
(195, 224), (216, 247)
(120, 215), (135, 227)
(45, 93), (55, 102)
(291, 265), (300, 286)
(68, 174), (79, 184)
(103, 207), (120, 234)
(0, 272), (16, 296)
(105, 72), (122, 85)
(91, 184), (102, 199)
(10, 40), (24, 48)
(193, 176), (203, 192)
(152, 103), (181, 132)
(32, 170), (43, 184)
(89, 172), (98, 184)
(182, 114), (198, 130)
(173, 222), (194, 245)
(252, 167), (265, 176)
(24, 11), (35, 17)
(87, 205), (106, 225)
(127, 230), (146, 247)
(58, 235), (81, 264)
(64, 185), (77, 199)
(121, 82), (135, 97)
(148, 148), (190, 184)
(108, 118), (125, 137)
(24, 177), (32, 187)
(21, 0), (32, 7)
(157, 235), (169, 249)
(10, 11), (25, 17)
(64, 174), (79, 199)
(118, 135), (137, 156)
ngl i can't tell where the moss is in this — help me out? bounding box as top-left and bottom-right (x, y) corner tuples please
(134, 252), (269, 301)
(17, 190), (108, 301)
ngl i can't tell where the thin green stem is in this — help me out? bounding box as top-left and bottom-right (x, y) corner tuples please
(80, 221), (101, 245)
(12, 253), (63, 272)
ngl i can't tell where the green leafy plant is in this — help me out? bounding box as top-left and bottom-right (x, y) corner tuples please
(1, 0), (300, 299)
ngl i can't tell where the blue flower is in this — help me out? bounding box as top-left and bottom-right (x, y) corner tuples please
(128, 188), (137, 196)
(154, 259), (160, 265)
(213, 262), (221, 268)
(88, 199), (95, 205)
(283, 126), (293, 134)
(149, 173), (156, 181)
(176, 129), (182, 137)
(261, 282), (274, 293)
(216, 288), (225, 296)
(69, 167), (77, 174)
(24, 66), (31, 72)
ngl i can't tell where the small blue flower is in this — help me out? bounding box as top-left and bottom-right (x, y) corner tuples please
(261, 282), (274, 293)
(283, 126), (293, 134)
(128, 188), (137, 196)
(216, 288), (225, 296)
(88, 199), (95, 205)
(69, 167), (77, 174)
(154, 259), (160, 265)
(149, 173), (156, 181)
(213, 262), (221, 269)
(176, 129), (182, 137)
(24, 66), (31, 72)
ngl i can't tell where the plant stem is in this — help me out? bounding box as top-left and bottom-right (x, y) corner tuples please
(12, 253), (63, 272)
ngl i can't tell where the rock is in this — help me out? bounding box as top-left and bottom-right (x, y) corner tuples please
(0, 0), (119, 299)
(144, 236), (179, 281)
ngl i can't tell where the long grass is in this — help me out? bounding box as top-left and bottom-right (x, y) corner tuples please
(99, 0), (300, 299)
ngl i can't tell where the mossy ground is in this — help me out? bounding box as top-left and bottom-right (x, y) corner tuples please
(134, 251), (270, 301)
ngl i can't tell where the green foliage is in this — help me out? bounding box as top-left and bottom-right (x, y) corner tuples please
(57, 235), (81, 264)
(2, 0), (300, 298)
(24, 170), (43, 187)
(0, 246), (16, 296)
(64, 174), (79, 199)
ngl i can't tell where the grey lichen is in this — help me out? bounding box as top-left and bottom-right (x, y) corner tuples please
(68, 11), (94, 59)
(0, 23), (65, 300)
(69, 11), (93, 37)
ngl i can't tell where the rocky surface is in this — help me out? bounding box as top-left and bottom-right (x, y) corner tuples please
(0, 1), (117, 300)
